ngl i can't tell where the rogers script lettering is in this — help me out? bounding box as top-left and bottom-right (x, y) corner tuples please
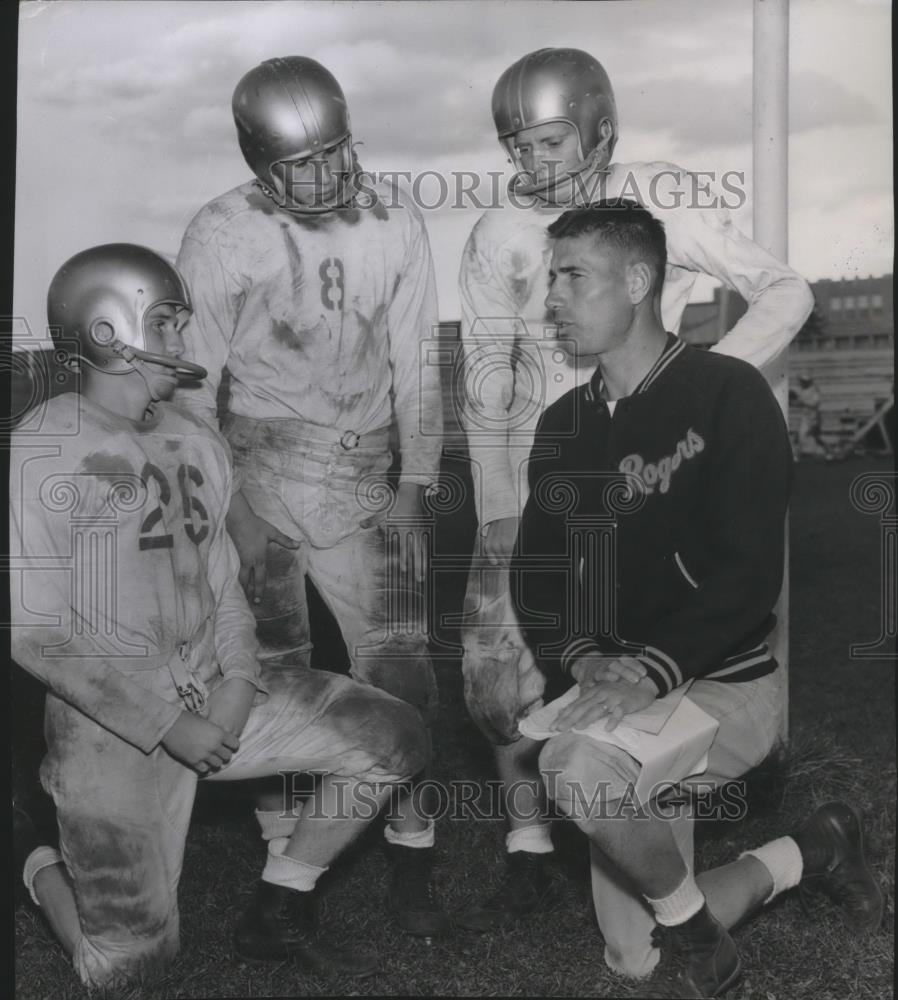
(618, 429), (705, 495)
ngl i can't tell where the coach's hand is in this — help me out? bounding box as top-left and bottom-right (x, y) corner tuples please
(483, 516), (520, 567)
(571, 653), (647, 688)
(206, 677), (257, 740)
(390, 482), (429, 584)
(554, 677), (659, 733)
(227, 491), (299, 604)
(161, 712), (240, 775)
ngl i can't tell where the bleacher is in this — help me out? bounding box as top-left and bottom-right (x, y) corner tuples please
(787, 347), (894, 454)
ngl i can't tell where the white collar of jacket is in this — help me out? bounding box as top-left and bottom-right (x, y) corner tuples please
(585, 333), (686, 404)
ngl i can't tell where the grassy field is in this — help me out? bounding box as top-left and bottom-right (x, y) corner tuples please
(13, 454), (895, 999)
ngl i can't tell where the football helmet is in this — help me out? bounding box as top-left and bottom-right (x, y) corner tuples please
(47, 243), (206, 380)
(492, 48), (618, 196)
(232, 56), (358, 213)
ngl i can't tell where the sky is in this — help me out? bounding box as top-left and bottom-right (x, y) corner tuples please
(13, 0), (893, 345)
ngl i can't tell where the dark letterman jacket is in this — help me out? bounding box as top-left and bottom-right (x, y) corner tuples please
(511, 334), (792, 703)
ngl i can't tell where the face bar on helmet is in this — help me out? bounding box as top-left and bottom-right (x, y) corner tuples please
(111, 339), (207, 380)
(491, 47), (618, 189)
(232, 56), (359, 213)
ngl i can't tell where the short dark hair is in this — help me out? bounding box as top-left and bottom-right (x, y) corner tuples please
(547, 199), (667, 296)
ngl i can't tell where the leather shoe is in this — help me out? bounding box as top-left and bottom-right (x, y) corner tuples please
(795, 801), (883, 932)
(385, 843), (450, 937)
(456, 852), (557, 932)
(670, 904), (741, 998)
(234, 881), (378, 977)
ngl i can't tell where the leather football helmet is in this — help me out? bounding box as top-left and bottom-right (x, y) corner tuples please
(47, 243), (206, 380)
(492, 48), (618, 195)
(232, 56), (358, 212)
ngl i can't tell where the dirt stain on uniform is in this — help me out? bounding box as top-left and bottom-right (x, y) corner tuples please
(81, 451), (133, 473)
(340, 206), (362, 226)
(285, 210), (330, 231)
(353, 303), (388, 358)
(80, 452), (136, 485)
(508, 250), (531, 309)
(65, 816), (171, 935)
(244, 190), (275, 215)
(319, 386), (365, 411)
(280, 227), (305, 294)
(327, 691), (427, 777)
(271, 319), (304, 353)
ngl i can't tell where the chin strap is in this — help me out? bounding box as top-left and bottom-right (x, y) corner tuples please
(508, 146), (611, 204)
(261, 172), (364, 215)
(262, 147), (367, 215)
(111, 341), (208, 402)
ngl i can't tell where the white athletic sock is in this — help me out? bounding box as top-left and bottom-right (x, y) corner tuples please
(384, 818), (435, 849)
(255, 807), (300, 841)
(23, 846), (64, 907)
(740, 836), (804, 905)
(506, 824), (554, 855)
(646, 873), (705, 926)
(261, 851), (328, 893)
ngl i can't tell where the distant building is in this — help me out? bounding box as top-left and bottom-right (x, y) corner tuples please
(679, 274), (894, 453)
(678, 285), (748, 349)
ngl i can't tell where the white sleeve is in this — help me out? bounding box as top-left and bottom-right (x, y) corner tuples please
(458, 223), (523, 527)
(387, 204), (443, 487)
(655, 165), (814, 369)
(175, 225), (245, 428)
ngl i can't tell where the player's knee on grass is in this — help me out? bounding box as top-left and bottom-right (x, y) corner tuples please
(56, 811), (184, 988)
(538, 734), (641, 821)
(75, 919), (180, 991)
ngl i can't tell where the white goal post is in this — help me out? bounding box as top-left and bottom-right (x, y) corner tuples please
(753, 0), (792, 739)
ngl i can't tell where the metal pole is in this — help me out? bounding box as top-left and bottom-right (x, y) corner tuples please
(753, 0), (791, 738)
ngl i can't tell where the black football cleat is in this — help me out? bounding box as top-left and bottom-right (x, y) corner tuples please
(670, 904), (742, 998)
(385, 843), (450, 938)
(234, 881), (378, 977)
(795, 801), (884, 933)
(455, 851), (558, 932)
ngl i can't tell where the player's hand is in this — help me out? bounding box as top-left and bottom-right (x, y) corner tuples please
(554, 678), (659, 733)
(206, 677), (257, 740)
(161, 712), (240, 775)
(482, 516), (520, 568)
(389, 482), (429, 585)
(570, 653), (647, 688)
(226, 491), (299, 604)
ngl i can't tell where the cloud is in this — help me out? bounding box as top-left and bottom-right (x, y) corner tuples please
(615, 70), (880, 156)
(13, 0), (893, 341)
(791, 71), (882, 132)
(179, 104), (235, 155)
(19, 1), (754, 161)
